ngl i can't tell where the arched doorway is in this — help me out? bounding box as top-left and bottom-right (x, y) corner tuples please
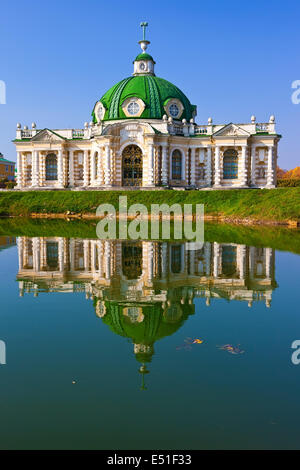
(223, 149), (238, 179)
(122, 145), (143, 186)
(122, 242), (143, 279)
(221, 245), (237, 277)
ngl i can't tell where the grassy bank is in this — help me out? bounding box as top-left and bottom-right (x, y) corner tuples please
(1, 217), (300, 254)
(0, 188), (299, 223)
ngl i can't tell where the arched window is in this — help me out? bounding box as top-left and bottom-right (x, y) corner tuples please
(223, 149), (238, 179)
(46, 242), (58, 269)
(45, 153), (58, 180)
(122, 243), (142, 279)
(122, 145), (143, 186)
(172, 149), (182, 180)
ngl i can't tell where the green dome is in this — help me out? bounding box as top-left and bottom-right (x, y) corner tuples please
(92, 75), (196, 122)
(94, 297), (194, 347)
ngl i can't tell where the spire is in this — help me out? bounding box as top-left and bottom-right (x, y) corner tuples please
(133, 22), (155, 76)
(139, 21), (150, 53)
(139, 364), (150, 391)
(140, 21), (148, 41)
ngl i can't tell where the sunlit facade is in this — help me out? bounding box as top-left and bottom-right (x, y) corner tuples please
(14, 31), (281, 191)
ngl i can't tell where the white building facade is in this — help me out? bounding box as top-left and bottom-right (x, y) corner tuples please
(14, 32), (281, 191)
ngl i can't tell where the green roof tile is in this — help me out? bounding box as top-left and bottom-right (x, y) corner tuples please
(92, 75), (195, 122)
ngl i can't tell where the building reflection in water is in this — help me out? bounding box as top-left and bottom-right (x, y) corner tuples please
(16, 237), (277, 389)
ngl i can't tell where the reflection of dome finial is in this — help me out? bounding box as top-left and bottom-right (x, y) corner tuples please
(139, 364), (150, 391)
(139, 21), (150, 53)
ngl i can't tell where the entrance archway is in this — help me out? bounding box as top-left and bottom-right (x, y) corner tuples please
(223, 149), (238, 179)
(122, 145), (143, 186)
(122, 242), (143, 280)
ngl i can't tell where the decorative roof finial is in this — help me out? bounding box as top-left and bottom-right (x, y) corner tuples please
(139, 21), (150, 53)
(139, 364), (150, 391)
(140, 21), (148, 40)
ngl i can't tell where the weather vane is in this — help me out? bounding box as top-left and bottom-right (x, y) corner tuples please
(139, 22), (150, 53)
(140, 21), (148, 41)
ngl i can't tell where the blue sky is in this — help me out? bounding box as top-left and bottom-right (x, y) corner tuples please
(1, 0), (300, 168)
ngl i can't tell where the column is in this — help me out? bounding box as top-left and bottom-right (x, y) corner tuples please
(267, 146), (275, 187)
(265, 247), (272, 279)
(69, 150), (74, 187)
(147, 242), (154, 283)
(249, 246), (255, 279)
(91, 241), (96, 272)
(31, 151), (36, 187)
(32, 237), (40, 272)
(161, 242), (168, 279)
(190, 147), (196, 186)
(58, 238), (64, 272)
(250, 145), (256, 186)
(238, 244), (246, 280)
(213, 242), (220, 277)
(240, 145), (248, 187)
(57, 150), (64, 188)
(36, 151), (40, 187)
(104, 145), (111, 186)
(83, 240), (90, 272)
(17, 237), (24, 270)
(22, 153), (27, 187)
(105, 241), (111, 280)
(98, 148), (103, 184)
(148, 143), (154, 186)
(32, 151), (40, 187)
(161, 145), (168, 185)
(97, 241), (103, 277)
(90, 152), (96, 185)
(69, 239), (75, 272)
(16, 151), (22, 188)
(204, 242), (211, 276)
(205, 147), (212, 187)
(83, 150), (89, 186)
(213, 146), (221, 186)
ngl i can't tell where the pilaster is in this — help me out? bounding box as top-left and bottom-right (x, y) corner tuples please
(213, 146), (221, 187)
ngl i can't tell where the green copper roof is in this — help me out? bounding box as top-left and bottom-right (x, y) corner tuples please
(0, 157), (15, 165)
(98, 300), (193, 348)
(92, 75), (196, 122)
(134, 53), (155, 62)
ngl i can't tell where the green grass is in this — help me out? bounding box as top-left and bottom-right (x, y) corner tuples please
(0, 188), (299, 222)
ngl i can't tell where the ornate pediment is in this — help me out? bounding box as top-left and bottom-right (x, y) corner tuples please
(213, 123), (250, 137)
(31, 128), (65, 142)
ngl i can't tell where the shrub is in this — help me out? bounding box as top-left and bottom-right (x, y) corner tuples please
(0, 178), (8, 189)
(277, 178), (300, 187)
(4, 181), (17, 189)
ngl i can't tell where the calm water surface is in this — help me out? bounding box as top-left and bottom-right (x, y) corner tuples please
(0, 226), (299, 450)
